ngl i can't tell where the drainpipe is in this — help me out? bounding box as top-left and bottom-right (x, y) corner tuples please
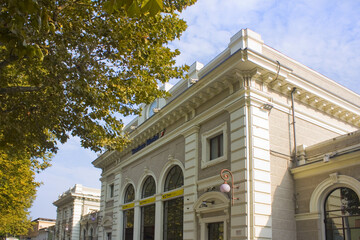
(291, 87), (297, 166)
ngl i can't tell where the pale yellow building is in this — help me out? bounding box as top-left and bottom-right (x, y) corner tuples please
(53, 184), (100, 240)
(21, 218), (56, 240)
(93, 29), (360, 240)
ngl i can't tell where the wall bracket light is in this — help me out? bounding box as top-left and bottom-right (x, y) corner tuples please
(220, 169), (239, 206)
(261, 103), (273, 111)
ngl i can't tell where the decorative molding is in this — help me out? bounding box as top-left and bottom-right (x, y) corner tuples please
(309, 175), (360, 213)
(181, 125), (200, 137)
(295, 212), (320, 221)
(292, 152), (360, 179)
(329, 172), (339, 184)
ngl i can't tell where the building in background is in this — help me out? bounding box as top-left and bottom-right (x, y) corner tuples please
(53, 184), (100, 240)
(79, 210), (101, 240)
(93, 29), (360, 240)
(21, 218), (56, 240)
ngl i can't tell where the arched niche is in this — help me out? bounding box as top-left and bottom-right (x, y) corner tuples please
(194, 192), (230, 240)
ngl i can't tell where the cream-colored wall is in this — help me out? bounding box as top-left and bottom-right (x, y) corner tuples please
(120, 136), (185, 190)
(198, 111), (231, 180)
(268, 99), (355, 240)
(294, 164), (360, 240)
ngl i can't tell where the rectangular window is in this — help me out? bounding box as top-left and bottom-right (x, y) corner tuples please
(141, 204), (155, 240)
(201, 122), (228, 169)
(208, 222), (224, 240)
(210, 133), (223, 160)
(124, 209), (134, 240)
(107, 232), (112, 240)
(109, 184), (114, 198)
(164, 197), (183, 240)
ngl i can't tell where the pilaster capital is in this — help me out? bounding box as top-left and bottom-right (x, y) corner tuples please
(181, 125), (200, 137)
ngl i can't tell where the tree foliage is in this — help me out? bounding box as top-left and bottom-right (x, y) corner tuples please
(0, 0), (195, 235)
(0, 151), (38, 237)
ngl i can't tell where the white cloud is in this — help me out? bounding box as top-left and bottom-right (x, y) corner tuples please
(172, 0), (360, 94)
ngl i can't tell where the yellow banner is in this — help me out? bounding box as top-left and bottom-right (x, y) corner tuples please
(162, 189), (184, 200)
(122, 202), (135, 210)
(140, 197), (156, 206)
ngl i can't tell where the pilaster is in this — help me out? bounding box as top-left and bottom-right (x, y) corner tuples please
(72, 199), (83, 240)
(133, 204), (141, 240)
(154, 195), (163, 240)
(227, 105), (248, 240)
(98, 178), (107, 240)
(112, 172), (122, 239)
(249, 103), (272, 240)
(182, 125), (200, 240)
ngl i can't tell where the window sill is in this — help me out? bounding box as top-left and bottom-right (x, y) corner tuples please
(201, 156), (227, 169)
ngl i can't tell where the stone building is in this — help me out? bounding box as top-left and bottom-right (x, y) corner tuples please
(293, 130), (360, 239)
(53, 184), (100, 240)
(92, 29), (360, 240)
(79, 210), (101, 240)
(21, 218), (56, 240)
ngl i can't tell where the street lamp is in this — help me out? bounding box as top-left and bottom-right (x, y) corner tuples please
(220, 169), (239, 206)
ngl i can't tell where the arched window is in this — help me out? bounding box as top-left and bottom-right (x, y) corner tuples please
(142, 176), (156, 198)
(148, 101), (157, 118)
(83, 229), (86, 240)
(163, 166), (184, 240)
(324, 187), (360, 239)
(124, 184), (135, 203)
(123, 184), (135, 240)
(164, 165), (184, 192)
(141, 176), (156, 240)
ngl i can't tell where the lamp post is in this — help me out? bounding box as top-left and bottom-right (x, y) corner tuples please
(220, 169), (239, 206)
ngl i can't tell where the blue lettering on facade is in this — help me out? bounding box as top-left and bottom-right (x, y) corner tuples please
(131, 130), (165, 154)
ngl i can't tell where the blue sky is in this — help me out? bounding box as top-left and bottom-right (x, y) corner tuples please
(30, 0), (360, 219)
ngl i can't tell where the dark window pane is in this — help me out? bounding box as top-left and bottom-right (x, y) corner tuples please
(141, 204), (155, 240)
(109, 184), (114, 198)
(142, 177), (156, 198)
(325, 187), (360, 240)
(208, 222), (224, 240)
(210, 134), (223, 160)
(164, 166), (183, 192)
(124, 185), (135, 203)
(124, 209), (134, 240)
(164, 197), (183, 240)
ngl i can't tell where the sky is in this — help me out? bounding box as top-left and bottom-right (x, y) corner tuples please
(30, 0), (360, 219)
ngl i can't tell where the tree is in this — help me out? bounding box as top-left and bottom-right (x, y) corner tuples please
(0, 0), (195, 235)
(0, 151), (38, 237)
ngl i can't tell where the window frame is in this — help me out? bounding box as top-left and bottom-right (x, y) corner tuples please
(164, 165), (184, 192)
(122, 184), (135, 240)
(140, 176), (156, 240)
(162, 165), (184, 240)
(140, 204), (155, 240)
(201, 122), (228, 169)
(107, 183), (115, 200)
(324, 187), (360, 240)
(124, 184), (135, 204)
(141, 176), (156, 199)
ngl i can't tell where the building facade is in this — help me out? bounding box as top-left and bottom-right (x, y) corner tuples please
(293, 130), (360, 239)
(21, 218), (56, 240)
(53, 184), (100, 240)
(79, 210), (101, 240)
(92, 29), (360, 240)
